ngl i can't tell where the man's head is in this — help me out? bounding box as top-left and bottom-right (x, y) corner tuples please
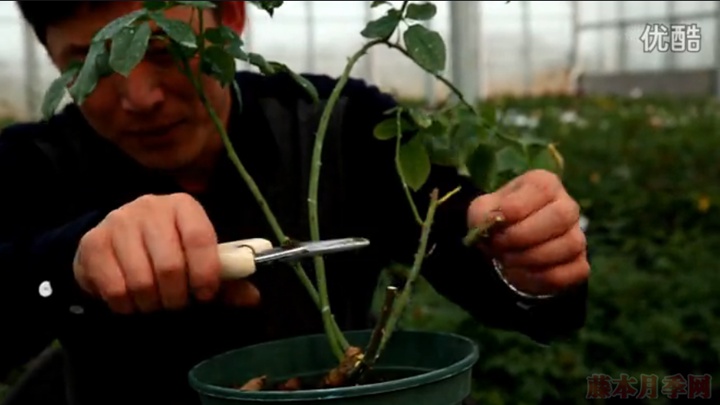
(17, 1), (246, 175)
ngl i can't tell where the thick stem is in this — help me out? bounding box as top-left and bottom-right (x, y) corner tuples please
(307, 38), (383, 358)
(378, 188), (440, 355)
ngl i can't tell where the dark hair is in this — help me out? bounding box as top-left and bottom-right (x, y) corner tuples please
(16, 1), (222, 46)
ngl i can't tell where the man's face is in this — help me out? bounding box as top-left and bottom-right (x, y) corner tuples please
(44, 2), (239, 171)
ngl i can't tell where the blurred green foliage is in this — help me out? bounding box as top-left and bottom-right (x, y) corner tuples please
(382, 95), (720, 404)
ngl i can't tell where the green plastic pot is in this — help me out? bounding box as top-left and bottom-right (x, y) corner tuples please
(188, 330), (479, 405)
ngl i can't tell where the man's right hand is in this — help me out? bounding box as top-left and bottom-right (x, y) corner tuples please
(73, 193), (260, 314)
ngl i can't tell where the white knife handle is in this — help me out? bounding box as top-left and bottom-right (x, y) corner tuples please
(217, 238), (274, 280)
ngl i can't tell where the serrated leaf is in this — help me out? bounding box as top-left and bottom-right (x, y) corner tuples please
(466, 142), (496, 191)
(109, 22), (152, 76)
(405, 3), (437, 20)
(41, 65), (80, 120)
(151, 13), (197, 48)
(495, 145), (528, 175)
(68, 41), (106, 105)
(403, 24), (446, 73)
(201, 45), (236, 86)
(93, 9), (148, 41)
(361, 11), (401, 39)
(399, 136), (431, 191)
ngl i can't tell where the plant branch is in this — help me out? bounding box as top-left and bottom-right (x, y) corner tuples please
(188, 11), (348, 360)
(382, 40), (507, 244)
(462, 211), (504, 247)
(378, 188), (440, 355)
(306, 37), (384, 359)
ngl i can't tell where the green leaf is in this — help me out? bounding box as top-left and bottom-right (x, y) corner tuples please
(68, 41), (106, 105)
(94, 50), (113, 77)
(201, 45), (236, 86)
(151, 13), (197, 48)
(204, 26), (247, 60)
(247, 53), (275, 75)
(269, 63), (319, 103)
(373, 116), (415, 141)
(109, 22), (152, 76)
(143, 1), (169, 11)
(530, 144), (564, 175)
(204, 25), (241, 47)
(93, 9), (148, 41)
(167, 41), (198, 62)
(371, 1), (390, 7)
(422, 120), (457, 166)
(248, 1), (284, 16)
(41, 64), (81, 120)
(173, 1), (217, 9)
(408, 108), (432, 129)
(495, 145), (528, 175)
(403, 24), (446, 73)
(405, 3), (437, 20)
(466, 142), (497, 191)
(399, 136), (431, 191)
(517, 132), (549, 148)
(361, 11), (402, 39)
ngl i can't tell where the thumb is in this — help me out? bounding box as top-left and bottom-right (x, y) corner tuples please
(467, 192), (505, 230)
(221, 279), (262, 307)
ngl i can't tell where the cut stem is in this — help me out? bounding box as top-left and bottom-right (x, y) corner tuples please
(463, 211), (505, 247)
(347, 286), (398, 383)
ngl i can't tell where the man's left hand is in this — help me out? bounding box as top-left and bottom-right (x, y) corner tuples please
(467, 170), (590, 296)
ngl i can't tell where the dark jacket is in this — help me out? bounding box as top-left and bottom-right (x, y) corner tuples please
(0, 71), (587, 404)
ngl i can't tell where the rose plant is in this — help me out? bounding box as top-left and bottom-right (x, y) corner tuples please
(40, 0), (562, 399)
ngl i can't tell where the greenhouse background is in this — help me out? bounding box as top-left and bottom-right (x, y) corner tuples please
(0, 1), (718, 118)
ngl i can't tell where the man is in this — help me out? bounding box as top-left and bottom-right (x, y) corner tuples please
(1, 2), (590, 404)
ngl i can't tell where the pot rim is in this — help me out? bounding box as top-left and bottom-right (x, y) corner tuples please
(188, 329), (479, 401)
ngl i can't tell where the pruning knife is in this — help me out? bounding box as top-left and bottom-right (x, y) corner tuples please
(217, 237), (370, 279)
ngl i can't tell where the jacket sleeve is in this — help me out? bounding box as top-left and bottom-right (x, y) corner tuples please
(0, 127), (106, 377)
(342, 79), (588, 344)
